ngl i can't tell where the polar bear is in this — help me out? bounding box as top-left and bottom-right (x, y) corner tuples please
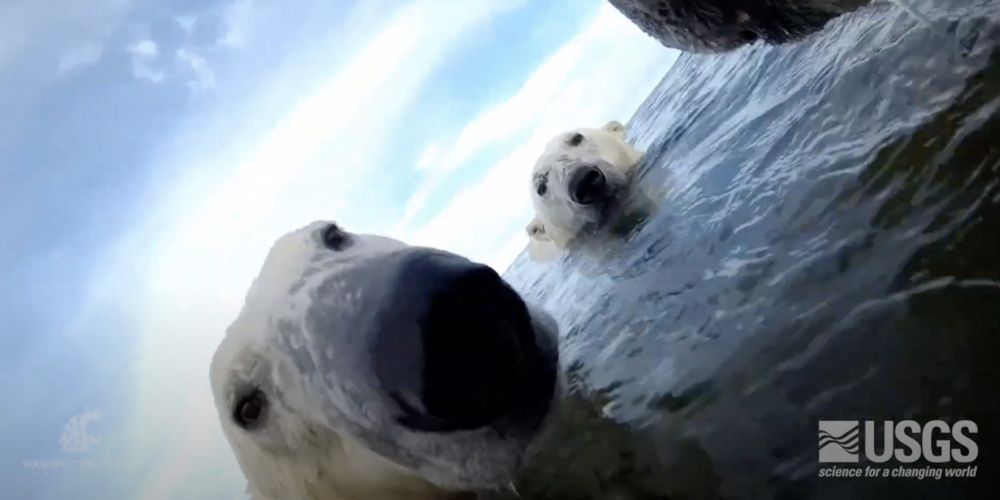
(525, 121), (644, 259)
(210, 221), (561, 500)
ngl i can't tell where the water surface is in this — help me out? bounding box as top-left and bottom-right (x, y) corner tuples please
(504, 1), (1000, 498)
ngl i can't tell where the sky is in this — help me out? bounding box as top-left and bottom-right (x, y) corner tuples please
(0, 0), (678, 498)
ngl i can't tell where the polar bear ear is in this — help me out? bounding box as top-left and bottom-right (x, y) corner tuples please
(602, 120), (626, 133)
(526, 218), (548, 240)
(526, 219), (562, 262)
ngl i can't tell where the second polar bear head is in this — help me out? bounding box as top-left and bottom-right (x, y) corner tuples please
(526, 121), (643, 252)
(210, 221), (560, 500)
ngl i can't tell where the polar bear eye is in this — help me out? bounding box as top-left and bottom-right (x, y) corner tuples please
(321, 223), (351, 251)
(567, 133), (584, 147)
(233, 389), (266, 429)
(534, 173), (548, 197)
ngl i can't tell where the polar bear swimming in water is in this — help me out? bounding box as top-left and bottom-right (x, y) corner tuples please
(607, 0), (932, 53)
(525, 121), (648, 260)
(210, 221), (561, 500)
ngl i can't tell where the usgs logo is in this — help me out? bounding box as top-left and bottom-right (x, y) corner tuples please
(818, 420), (978, 464)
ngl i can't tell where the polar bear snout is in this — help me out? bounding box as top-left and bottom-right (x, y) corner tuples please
(568, 165), (608, 206)
(213, 224), (564, 497)
(372, 249), (556, 434)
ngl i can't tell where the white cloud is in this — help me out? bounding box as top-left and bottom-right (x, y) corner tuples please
(131, 64), (165, 83)
(127, 39), (165, 83)
(176, 48), (216, 91)
(57, 42), (103, 74)
(128, 39), (158, 58)
(403, 139), (545, 271)
(216, 0), (253, 49)
(399, 3), (678, 272)
(175, 14), (197, 34)
(0, 0), (131, 80)
(396, 184), (434, 231)
(392, 140), (447, 231)
(439, 40), (585, 174)
(415, 142), (443, 171)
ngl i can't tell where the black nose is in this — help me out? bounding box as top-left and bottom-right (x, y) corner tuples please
(739, 29), (758, 42)
(373, 250), (545, 432)
(568, 165), (606, 205)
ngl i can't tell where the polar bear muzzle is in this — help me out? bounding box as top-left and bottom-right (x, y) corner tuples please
(213, 224), (563, 496)
(567, 165), (608, 206)
(358, 249), (555, 434)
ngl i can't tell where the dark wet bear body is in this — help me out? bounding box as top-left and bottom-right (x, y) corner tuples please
(608, 0), (870, 52)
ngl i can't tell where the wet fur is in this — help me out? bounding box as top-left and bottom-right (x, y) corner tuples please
(211, 223), (561, 500)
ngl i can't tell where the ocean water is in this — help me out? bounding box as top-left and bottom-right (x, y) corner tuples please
(503, 0), (999, 498)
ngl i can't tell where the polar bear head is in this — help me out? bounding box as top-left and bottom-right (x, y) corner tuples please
(526, 121), (643, 252)
(210, 221), (559, 500)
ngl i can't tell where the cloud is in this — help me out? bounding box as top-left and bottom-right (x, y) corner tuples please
(57, 42), (103, 74)
(1, 0), (131, 82)
(415, 142), (443, 171)
(175, 14), (197, 34)
(127, 39), (164, 83)
(128, 39), (158, 58)
(130, 64), (165, 83)
(399, 3), (678, 272)
(403, 139), (546, 271)
(390, 35), (588, 230)
(216, 0), (253, 49)
(176, 48), (216, 91)
(439, 39), (586, 174)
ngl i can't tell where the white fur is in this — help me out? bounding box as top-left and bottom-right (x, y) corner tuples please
(526, 121), (643, 260)
(210, 222), (560, 500)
